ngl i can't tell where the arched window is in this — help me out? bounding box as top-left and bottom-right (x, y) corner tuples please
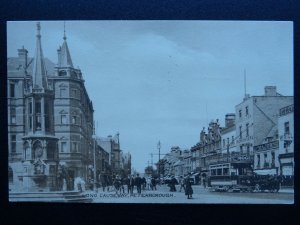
(33, 140), (43, 159)
(24, 142), (31, 160)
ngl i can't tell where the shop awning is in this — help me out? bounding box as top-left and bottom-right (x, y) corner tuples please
(254, 169), (277, 175)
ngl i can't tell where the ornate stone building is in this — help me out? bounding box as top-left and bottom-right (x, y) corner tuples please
(8, 22), (94, 191)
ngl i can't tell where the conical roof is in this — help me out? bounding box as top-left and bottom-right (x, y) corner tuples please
(59, 32), (73, 67)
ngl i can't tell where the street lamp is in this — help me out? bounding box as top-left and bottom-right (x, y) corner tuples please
(157, 141), (161, 181)
(92, 134), (97, 192)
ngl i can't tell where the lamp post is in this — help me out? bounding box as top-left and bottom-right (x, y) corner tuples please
(157, 141), (161, 181)
(92, 120), (97, 192)
(93, 135), (97, 192)
(227, 142), (230, 162)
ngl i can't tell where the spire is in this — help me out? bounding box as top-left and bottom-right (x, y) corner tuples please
(63, 21), (66, 40)
(59, 22), (73, 67)
(32, 22), (48, 89)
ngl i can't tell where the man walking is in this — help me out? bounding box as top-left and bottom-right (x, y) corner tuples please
(135, 173), (142, 194)
(129, 175), (135, 194)
(151, 177), (157, 190)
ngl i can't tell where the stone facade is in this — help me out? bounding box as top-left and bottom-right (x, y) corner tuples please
(159, 87), (294, 181)
(8, 23), (94, 192)
(278, 104), (294, 176)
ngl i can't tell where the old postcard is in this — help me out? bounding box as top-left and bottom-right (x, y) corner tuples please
(7, 20), (294, 203)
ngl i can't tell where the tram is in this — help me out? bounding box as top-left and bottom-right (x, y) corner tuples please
(208, 162), (253, 192)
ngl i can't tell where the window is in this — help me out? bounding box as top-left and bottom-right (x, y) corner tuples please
(239, 109), (242, 118)
(72, 142), (78, 152)
(240, 145), (243, 153)
(223, 168), (229, 176)
(35, 101), (41, 114)
(71, 89), (77, 98)
(223, 139), (225, 148)
(10, 108), (16, 124)
(61, 142), (67, 152)
(246, 123), (249, 137)
(61, 115), (67, 124)
(231, 136), (234, 144)
(10, 83), (15, 97)
(211, 169), (216, 176)
(264, 153), (268, 167)
(45, 102), (50, 132)
(29, 101), (32, 114)
(59, 70), (67, 76)
(239, 126), (242, 139)
(11, 135), (16, 153)
(245, 106), (249, 116)
(257, 154), (260, 168)
(284, 122), (290, 134)
(72, 116), (76, 124)
(60, 88), (67, 98)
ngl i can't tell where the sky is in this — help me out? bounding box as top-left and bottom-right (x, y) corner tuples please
(7, 21), (293, 173)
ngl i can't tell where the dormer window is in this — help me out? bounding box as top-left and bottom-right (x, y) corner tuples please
(59, 70), (67, 76)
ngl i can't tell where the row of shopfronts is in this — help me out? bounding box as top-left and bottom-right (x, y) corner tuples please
(158, 88), (294, 187)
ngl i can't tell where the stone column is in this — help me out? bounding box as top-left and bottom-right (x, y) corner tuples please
(41, 97), (45, 132)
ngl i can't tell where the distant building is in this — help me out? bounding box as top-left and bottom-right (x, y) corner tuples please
(161, 146), (183, 177)
(182, 150), (192, 175)
(220, 113), (236, 155)
(120, 151), (132, 177)
(98, 133), (121, 175)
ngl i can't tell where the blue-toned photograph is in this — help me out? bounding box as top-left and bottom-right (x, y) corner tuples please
(7, 21), (294, 203)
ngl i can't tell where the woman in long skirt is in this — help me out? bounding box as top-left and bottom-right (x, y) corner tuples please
(185, 176), (193, 199)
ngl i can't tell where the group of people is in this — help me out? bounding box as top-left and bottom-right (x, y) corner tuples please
(100, 173), (158, 195)
(167, 175), (194, 199)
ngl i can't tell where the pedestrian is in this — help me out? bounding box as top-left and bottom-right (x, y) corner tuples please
(135, 173), (142, 194)
(120, 176), (125, 193)
(141, 176), (146, 190)
(169, 176), (178, 192)
(185, 175), (193, 199)
(124, 175), (130, 194)
(100, 173), (106, 192)
(202, 177), (206, 189)
(151, 177), (157, 190)
(179, 176), (185, 192)
(113, 176), (121, 194)
(146, 177), (151, 190)
(129, 175), (135, 194)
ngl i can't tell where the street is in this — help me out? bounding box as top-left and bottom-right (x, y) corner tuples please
(89, 185), (294, 204)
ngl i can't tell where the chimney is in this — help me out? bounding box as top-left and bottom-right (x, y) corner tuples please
(264, 86), (277, 96)
(225, 113), (235, 128)
(17, 46), (28, 68)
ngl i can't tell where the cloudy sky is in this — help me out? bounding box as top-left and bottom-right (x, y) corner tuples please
(7, 21), (293, 172)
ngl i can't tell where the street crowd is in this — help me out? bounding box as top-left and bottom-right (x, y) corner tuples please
(97, 173), (158, 195)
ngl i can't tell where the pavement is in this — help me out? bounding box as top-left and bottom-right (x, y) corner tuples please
(84, 184), (294, 204)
